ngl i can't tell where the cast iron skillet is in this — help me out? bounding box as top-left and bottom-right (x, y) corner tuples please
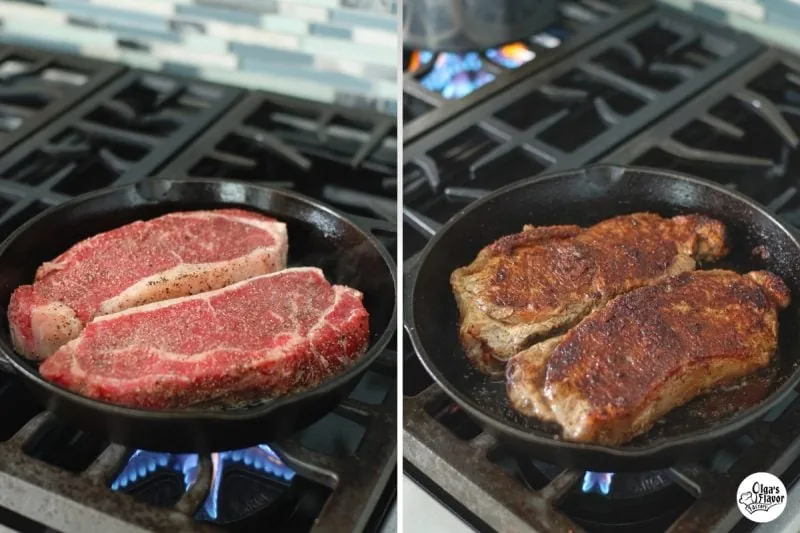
(406, 165), (800, 472)
(0, 179), (396, 453)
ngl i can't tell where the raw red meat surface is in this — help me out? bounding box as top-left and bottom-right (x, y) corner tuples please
(39, 268), (370, 409)
(9, 209), (287, 361)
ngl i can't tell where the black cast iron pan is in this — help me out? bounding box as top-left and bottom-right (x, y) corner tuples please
(406, 165), (800, 471)
(0, 178), (396, 453)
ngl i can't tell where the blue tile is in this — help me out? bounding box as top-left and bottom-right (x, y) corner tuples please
(329, 9), (395, 31)
(310, 22), (352, 40)
(196, 0), (278, 14)
(48, 3), (166, 30)
(107, 25), (181, 44)
(230, 42), (314, 66)
(177, 4), (261, 27)
(162, 61), (202, 79)
(766, 1), (800, 31)
(0, 33), (82, 55)
(240, 56), (372, 93)
(693, 2), (728, 24)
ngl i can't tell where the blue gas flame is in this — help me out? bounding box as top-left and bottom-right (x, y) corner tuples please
(582, 471), (614, 495)
(419, 52), (495, 100)
(111, 444), (295, 520)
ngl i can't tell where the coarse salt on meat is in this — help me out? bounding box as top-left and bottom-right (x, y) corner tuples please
(8, 209), (287, 361)
(39, 267), (370, 409)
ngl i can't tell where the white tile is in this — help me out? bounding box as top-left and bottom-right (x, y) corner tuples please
(150, 42), (238, 70)
(313, 55), (366, 77)
(89, 0), (175, 17)
(181, 33), (229, 54)
(277, 3), (328, 22)
(0, 3), (68, 25)
(260, 15), (309, 35)
(352, 27), (397, 48)
(2, 20), (117, 48)
(205, 21), (302, 50)
(302, 35), (395, 67)
(197, 67), (337, 102)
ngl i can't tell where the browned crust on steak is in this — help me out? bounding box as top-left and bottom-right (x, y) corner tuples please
(451, 213), (728, 375)
(506, 269), (789, 445)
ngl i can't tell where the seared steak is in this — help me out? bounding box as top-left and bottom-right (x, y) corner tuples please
(451, 213), (728, 375)
(506, 270), (790, 445)
(9, 209), (287, 361)
(40, 268), (370, 409)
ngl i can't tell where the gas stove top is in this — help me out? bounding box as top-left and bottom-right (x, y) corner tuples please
(0, 45), (397, 533)
(403, 5), (759, 259)
(401, 5), (800, 533)
(402, 0), (649, 143)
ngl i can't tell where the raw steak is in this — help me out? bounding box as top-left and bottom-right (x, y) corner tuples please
(9, 209), (287, 361)
(39, 268), (370, 409)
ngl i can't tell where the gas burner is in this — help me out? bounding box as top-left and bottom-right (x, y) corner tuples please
(403, 1), (648, 133)
(111, 445), (296, 525)
(582, 472), (615, 495)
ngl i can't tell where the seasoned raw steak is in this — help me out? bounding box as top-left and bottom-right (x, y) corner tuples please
(451, 213), (728, 376)
(506, 270), (790, 445)
(9, 209), (287, 361)
(39, 268), (370, 409)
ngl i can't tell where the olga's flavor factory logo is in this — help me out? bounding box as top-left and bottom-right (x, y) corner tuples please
(736, 472), (787, 523)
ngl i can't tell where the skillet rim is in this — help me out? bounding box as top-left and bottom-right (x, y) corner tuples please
(407, 163), (800, 460)
(0, 177), (397, 422)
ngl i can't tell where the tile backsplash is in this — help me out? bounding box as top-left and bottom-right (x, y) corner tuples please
(0, 0), (397, 115)
(661, 0), (800, 52)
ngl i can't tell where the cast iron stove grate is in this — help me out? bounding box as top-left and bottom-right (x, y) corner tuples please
(158, 89), (398, 253)
(604, 48), (800, 231)
(402, 6), (759, 258)
(0, 44), (123, 157)
(402, 0), (649, 143)
(0, 69), (241, 243)
(404, 365), (800, 533)
(0, 347), (396, 533)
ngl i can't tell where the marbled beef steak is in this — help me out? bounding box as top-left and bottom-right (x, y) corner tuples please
(451, 213), (728, 376)
(39, 268), (370, 409)
(8, 209), (287, 361)
(506, 270), (790, 445)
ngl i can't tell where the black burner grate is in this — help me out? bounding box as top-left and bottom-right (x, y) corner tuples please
(0, 44), (123, 156)
(0, 349), (396, 532)
(403, 1), (650, 143)
(0, 70), (241, 242)
(403, 7), (759, 259)
(404, 378), (800, 533)
(604, 48), (800, 230)
(158, 90), (398, 257)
